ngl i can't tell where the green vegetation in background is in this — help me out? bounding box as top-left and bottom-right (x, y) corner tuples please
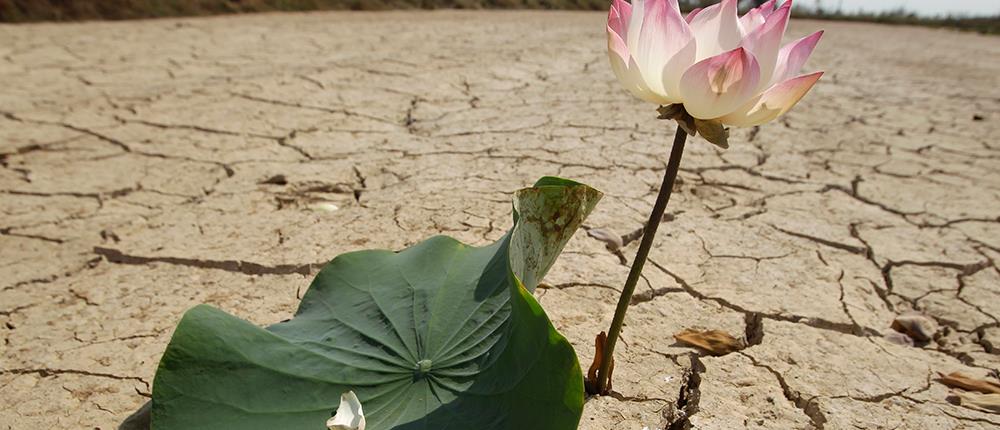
(0, 0), (603, 21)
(792, 6), (999, 35)
(2, 0), (996, 35)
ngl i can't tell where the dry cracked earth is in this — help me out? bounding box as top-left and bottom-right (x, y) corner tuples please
(1, 10), (999, 430)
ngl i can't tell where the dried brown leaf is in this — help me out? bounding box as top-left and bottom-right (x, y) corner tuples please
(936, 372), (1000, 394)
(674, 329), (743, 356)
(947, 391), (1000, 414)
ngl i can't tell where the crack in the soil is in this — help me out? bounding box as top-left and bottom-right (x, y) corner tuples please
(537, 281), (620, 292)
(740, 352), (828, 429)
(694, 231), (795, 264)
(276, 128), (316, 160)
(647, 258), (880, 338)
(834, 371), (933, 405)
(665, 353), (705, 430)
(0, 367), (151, 392)
(118, 117), (282, 140)
(94, 246), (321, 276)
(231, 92), (398, 125)
(403, 96), (419, 133)
(0, 227), (65, 244)
(835, 270), (869, 334)
(940, 409), (1000, 426)
(629, 286), (686, 305)
(0, 187), (135, 209)
(1, 111), (236, 177)
(352, 165), (367, 206)
(770, 224), (868, 256)
(880, 257), (992, 317)
(0, 304), (35, 317)
(848, 223), (897, 313)
(0, 257), (102, 292)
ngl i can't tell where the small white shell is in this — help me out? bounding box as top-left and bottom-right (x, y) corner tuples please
(312, 202), (340, 212)
(327, 391), (366, 430)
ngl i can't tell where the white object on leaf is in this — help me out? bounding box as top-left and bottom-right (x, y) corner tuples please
(327, 391), (366, 430)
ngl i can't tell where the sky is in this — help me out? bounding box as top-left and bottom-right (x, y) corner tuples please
(797, 0), (1000, 17)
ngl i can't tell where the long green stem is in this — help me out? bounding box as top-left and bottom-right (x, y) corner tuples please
(595, 126), (688, 394)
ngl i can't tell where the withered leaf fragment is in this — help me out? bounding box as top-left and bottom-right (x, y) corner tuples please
(656, 104), (730, 149)
(657, 104), (697, 137)
(692, 119), (730, 149)
(947, 391), (1000, 414)
(673, 329), (743, 356)
(936, 372), (1000, 394)
(585, 331), (614, 395)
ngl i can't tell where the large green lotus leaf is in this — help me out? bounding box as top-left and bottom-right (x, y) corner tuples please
(151, 177), (602, 429)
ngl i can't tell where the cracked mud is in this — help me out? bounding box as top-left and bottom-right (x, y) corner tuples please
(1, 11), (999, 429)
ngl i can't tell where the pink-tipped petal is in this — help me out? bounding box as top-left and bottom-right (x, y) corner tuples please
(739, 0), (776, 35)
(771, 30), (823, 85)
(741, 1), (790, 89)
(607, 24), (630, 63)
(687, 0), (742, 60)
(758, 0), (778, 19)
(718, 71), (823, 127)
(608, 0), (632, 40)
(739, 8), (765, 36)
(679, 47), (761, 119)
(685, 7), (702, 23)
(635, 0), (696, 100)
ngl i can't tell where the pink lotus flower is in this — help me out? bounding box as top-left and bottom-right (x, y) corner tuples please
(607, 0), (822, 132)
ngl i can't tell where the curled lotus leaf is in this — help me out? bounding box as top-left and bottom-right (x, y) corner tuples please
(151, 177), (602, 430)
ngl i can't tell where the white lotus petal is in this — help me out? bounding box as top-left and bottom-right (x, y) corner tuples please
(609, 43), (668, 103)
(634, 0), (695, 100)
(687, 0), (741, 60)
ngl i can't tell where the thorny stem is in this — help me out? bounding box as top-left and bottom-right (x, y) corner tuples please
(595, 126), (688, 394)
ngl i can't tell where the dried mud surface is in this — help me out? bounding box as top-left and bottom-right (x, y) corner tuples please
(2, 11), (999, 430)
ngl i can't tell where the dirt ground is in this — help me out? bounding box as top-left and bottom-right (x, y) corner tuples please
(1, 10), (999, 430)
